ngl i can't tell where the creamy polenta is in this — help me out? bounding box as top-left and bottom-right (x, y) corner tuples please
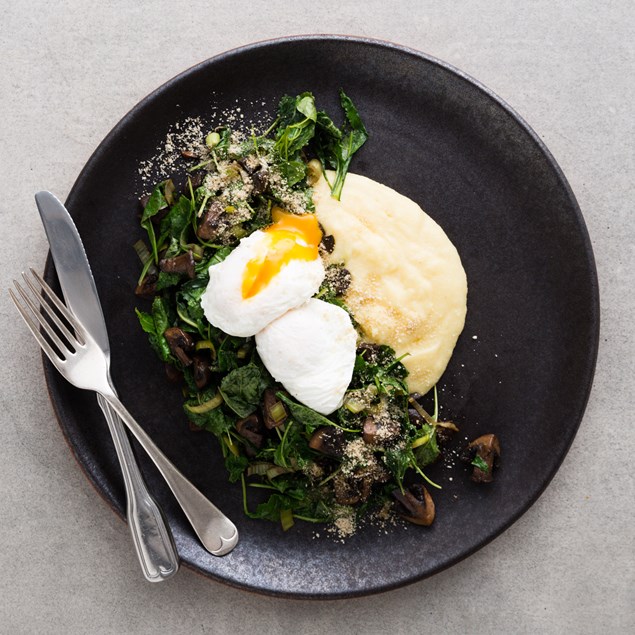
(313, 172), (467, 394)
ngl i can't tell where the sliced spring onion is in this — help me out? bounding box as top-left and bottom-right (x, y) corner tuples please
(195, 340), (216, 359)
(411, 434), (430, 449)
(185, 391), (223, 414)
(232, 225), (247, 239)
(224, 436), (239, 457)
(164, 179), (176, 205)
(280, 508), (294, 531)
(268, 401), (287, 423)
(266, 466), (292, 480)
(133, 239), (153, 266)
(344, 397), (366, 414)
(247, 462), (273, 477)
(133, 239), (158, 285)
(176, 306), (198, 329)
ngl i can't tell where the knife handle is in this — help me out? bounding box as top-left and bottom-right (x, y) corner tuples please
(96, 393), (179, 581)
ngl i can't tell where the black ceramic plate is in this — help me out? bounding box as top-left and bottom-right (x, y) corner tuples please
(44, 36), (599, 598)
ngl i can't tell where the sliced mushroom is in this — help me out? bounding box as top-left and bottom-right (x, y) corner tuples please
(435, 421), (459, 446)
(159, 251), (195, 279)
(319, 234), (335, 255)
(164, 327), (195, 366)
(188, 170), (205, 189)
(250, 169), (268, 196)
(462, 434), (501, 483)
(192, 354), (211, 389)
(392, 483), (435, 526)
(236, 414), (265, 456)
(362, 416), (400, 446)
(323, 264), (351, 297)
(262, 388), (288, 429)
(134, 273), (157, 298)
(308, 427), (346, 458)
(197, 200), (226, 241)
(333, 472), (372, 505)
(164, 363), (182, 384)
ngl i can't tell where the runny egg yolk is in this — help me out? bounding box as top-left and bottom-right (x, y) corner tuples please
(242, 207), (323, 299)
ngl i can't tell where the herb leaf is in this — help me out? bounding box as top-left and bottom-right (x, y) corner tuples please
(472, 455), (489, 472)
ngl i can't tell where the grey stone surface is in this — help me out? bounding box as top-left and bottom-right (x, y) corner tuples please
(1, 1), (633, 633)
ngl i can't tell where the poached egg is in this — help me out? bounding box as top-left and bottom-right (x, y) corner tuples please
(201, 208), (325, 337)
(255, 298), (357, 415)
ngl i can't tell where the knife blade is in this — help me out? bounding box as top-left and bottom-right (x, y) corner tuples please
(35, 191), (179, 581)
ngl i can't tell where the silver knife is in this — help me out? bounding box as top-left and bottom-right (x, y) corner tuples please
(36, 191), (179, 582)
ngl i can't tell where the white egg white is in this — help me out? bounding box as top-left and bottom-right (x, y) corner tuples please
(200, 230), (325, 337)
(255, 298), (357, 415)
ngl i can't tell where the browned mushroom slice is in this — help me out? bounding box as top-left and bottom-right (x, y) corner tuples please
(197, 200), (226, 241)
(362, 415), (400, 446)
(164, 363), (182, 384)
(392, 483), (435, 526)
(134, 273), (157, 298)
(164, 327), (195, 366)
(462, 434), (501, 483)
(333, 472), (372, 505)
(308, 427), (346, 458)
(250, 169), (268, 196)
(191, 355), (211, 389)
(159, 251), (195, 279)
(319, 234), (335, 255)
(236, 414), (265, 457)
(262, 388), (288, 429)
(324, 264), (351, 296)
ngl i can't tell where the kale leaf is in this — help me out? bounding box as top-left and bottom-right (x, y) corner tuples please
(135, 296), (172, 362)
(220, 364), (265, 418)
(314, 90), (368, 200)
(277, 393), (336, 434)
(413, 425), (440, 468)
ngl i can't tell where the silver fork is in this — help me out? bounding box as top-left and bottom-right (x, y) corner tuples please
(11, 269), (238, 557)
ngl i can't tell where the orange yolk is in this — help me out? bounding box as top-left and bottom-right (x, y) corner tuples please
(242, 207), (322, 299)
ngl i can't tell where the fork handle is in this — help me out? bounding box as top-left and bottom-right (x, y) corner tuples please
(96, 393), (179, 581)
(100, 392), (238, 556)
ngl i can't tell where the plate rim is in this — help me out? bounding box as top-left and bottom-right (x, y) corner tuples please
(42, 34), (600, 599)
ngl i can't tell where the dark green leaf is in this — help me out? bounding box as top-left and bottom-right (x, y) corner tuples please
(186, 404), (234, 437)
(278, 159), (306, 186)
(340, 89), (367, 136)
(141, 184), (168, 223)
(209, 246), (233, 266)
(134, 297), (172, 362)
(413, 426), (440, 468)
(383, 447), (411, 488)
(159, 194), (193, 241)
(156, 271), (181, 290)
(277, 393), (335, 434)
(220, 364), (265, 418)
(296, 93), (317, 121)
(225, 453), (249, 482)
(253, 493), (295, 522)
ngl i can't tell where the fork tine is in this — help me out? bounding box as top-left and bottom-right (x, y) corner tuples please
(27, 268), (86, 345)
(21, 272), (79, 349)
(12, 279), (73, 358)
(9, 286), (66, 368)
